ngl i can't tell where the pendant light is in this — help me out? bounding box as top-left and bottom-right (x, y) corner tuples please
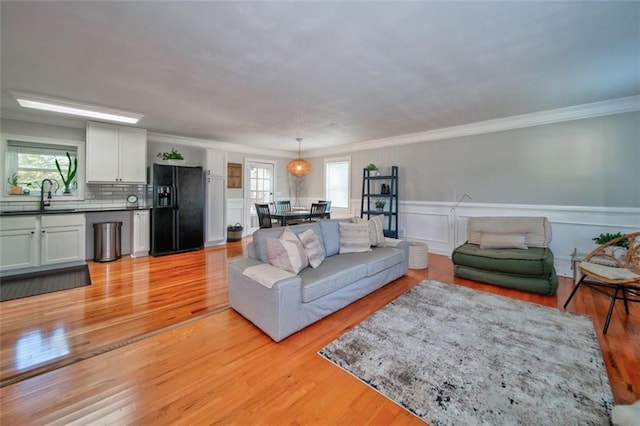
(286, 137), (312, 176)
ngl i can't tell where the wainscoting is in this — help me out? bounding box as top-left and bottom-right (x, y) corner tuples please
(228, 198), (638, 278)
(350, 200), (640, 278)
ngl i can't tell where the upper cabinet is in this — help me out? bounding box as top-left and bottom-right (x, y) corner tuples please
(86, 121), (147, 183)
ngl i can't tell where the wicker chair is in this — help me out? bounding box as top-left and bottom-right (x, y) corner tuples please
(564, 231), (640, 334)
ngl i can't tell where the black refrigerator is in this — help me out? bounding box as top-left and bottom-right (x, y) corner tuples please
(151, 164), (204, 256)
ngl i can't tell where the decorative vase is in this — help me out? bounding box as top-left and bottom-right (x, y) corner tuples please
(376, 207), (383, 213)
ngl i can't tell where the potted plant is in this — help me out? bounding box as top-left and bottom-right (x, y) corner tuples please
(593, 232), (629, 249)
(366, 163), (381, 176)
(375, 199), (386, 212)
(7, 173), (23, 195)
(55, 152), (78, 194)
(157, 148), (184, 164)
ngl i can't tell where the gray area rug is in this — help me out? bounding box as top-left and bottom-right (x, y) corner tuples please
(1, 265), (91, 301)
(319, 280), (614, 425)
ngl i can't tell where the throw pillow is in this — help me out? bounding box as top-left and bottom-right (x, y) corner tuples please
(352, 216), (386, 247)
(266, 227), (309, 274)
(298, 229), (326, 268)
(480, 233), (528, 250)
(339, 222), (372, 254)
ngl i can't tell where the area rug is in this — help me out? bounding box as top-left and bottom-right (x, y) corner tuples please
(1, 265), (91, 302)
(319, 280), (614, 425)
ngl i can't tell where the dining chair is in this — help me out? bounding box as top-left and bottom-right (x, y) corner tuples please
(308, 202), (327, 222)
(563, 231), (640, 334)
(318, 200), (332, 218)
(255, 203), (273, 229)
(274, 200), (299, 225)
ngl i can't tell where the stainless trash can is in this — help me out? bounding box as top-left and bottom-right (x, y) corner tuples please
(93, 222), (122, 262)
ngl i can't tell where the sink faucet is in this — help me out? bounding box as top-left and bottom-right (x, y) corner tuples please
(40, 179), (54, 211)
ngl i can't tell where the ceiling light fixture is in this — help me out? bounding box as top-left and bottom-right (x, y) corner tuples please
(11, 91), (143, 124)
(286, 138), (312, 176)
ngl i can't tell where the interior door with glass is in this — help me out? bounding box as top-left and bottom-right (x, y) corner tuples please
(246, 160), (276, 234)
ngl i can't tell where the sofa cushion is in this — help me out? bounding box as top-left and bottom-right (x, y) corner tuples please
(467, 216), (552, 248)
(452, 242), (555, 276)
(318, 219), (341, 256)
(339, 247), (405, 276)
(352, 215), (386, 247)
(266, 228), (309, 274)
(480, 233), (528, 250)
(252, 223), (323, 263)
(299, 255), (368, 302)
(298, 228), (326, 268)
(339, 222), (372, 254)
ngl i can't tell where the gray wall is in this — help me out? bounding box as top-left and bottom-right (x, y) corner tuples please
(305, 111), (640, 207)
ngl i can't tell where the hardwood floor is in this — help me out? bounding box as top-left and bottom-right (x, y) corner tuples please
(1, 240), (638, 424)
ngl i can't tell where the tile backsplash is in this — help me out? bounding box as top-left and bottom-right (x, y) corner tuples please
(0, 183), (152, 211)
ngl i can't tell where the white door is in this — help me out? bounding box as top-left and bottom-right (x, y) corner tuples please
(245, 160), (276, 234)
(118, 127), (147, 183)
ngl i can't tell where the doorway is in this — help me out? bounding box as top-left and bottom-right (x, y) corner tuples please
(245, 159), (276, 234)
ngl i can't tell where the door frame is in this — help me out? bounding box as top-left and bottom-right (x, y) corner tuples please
(244, 158), (277, 235)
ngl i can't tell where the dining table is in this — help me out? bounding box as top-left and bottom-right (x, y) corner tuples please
(270, 209), (330, 226)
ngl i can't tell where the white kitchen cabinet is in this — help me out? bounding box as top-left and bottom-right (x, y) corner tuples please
(0, 214), (85, 272)
(86, 121), (147, 183)
(131, 210), (150, 257)
(0, 216), (38, 272)
(40, 214), (86, 266)
(205, 149), (227, 246)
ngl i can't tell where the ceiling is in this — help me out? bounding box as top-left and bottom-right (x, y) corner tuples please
(1, 1), (638, 152)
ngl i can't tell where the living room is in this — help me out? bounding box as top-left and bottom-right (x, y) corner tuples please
(1, 1), (639, 424)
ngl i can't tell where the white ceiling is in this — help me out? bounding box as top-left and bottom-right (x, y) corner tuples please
(1, 1), (638, 152)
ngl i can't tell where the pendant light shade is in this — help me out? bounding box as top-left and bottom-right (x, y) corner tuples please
(287, 138), (312, 176)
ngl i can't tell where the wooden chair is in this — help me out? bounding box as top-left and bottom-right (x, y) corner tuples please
(564, 231), (640, 334)
(274, 200), (299, 225)
(255, 203), (273, 229)
(308, 202), (327, 222)
(318, 200), (332, 218)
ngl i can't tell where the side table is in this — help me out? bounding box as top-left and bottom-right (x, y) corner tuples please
(408, 242), (429, 269)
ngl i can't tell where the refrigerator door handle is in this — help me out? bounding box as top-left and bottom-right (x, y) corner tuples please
(173, 185), (178, 209)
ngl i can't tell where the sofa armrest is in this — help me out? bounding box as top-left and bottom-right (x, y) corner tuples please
(228, 259), (304, 341)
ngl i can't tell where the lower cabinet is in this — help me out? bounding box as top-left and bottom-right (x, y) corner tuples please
(0, 216), (38, 271)
(0, 214), (86, 273)
(40, 215), (86, 266)
(131, 210), (150, 258)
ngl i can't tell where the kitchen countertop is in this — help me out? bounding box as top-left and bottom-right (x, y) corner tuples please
(0, 206), (151, 217)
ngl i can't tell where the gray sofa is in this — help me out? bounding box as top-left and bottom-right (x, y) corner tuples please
(228, 219), (409, 341)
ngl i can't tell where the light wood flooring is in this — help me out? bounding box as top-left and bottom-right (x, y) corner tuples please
(1, 239), (638, 424)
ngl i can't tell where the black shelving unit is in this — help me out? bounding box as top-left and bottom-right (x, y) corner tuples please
(360, 165), (398, 238)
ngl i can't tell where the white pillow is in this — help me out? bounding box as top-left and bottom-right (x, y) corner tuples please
(351, 215), (386, 247)
(298, 229), (326, 268)
(480, 233), (528, 250)
(266, 227), (309, 274)
(339, 222), (372, 254)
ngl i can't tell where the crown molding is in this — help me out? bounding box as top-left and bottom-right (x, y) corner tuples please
(305, 95), (640, 157)
(0, 111), (87, 129)
(3, 95), (638, 158)
(147, 132), (294, 158)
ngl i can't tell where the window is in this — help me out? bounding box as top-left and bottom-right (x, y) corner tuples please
(2, 135), (84, 200)
(325, 157), (350, 209)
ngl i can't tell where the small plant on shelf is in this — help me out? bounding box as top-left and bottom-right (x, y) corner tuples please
(375, 199), (386, 212)
(157, 147), (184, 161)
(366, 163), (378, 172)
